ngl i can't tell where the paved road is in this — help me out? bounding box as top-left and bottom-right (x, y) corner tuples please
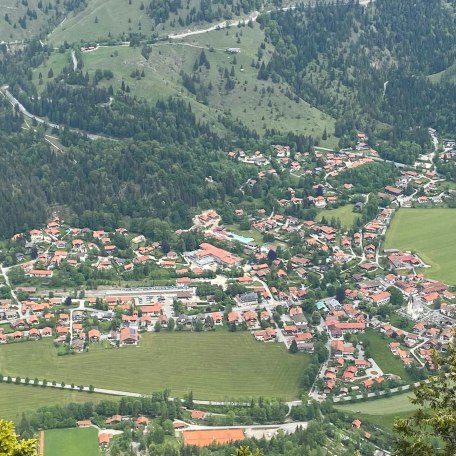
(168, 11), (260, 40)
(0, 265), (21, 311)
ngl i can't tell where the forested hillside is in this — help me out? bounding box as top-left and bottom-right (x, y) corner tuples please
(4, 0), (456, 237)
(257, 0), (456, 146)
(0, 95), (255, 238)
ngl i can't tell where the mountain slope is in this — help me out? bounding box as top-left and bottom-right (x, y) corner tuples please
(48, 0), (264, 45)
(33, 25), (336, 142)
(0, 0), (86, 42)
(257, 0), (456, 140)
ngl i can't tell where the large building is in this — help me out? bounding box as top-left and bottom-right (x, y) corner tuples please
(190, 243), (242, 268)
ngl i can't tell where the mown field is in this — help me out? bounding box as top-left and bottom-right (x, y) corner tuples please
(44, 427), (99, 456)
(384, 208), (456, 284)
(335, 393), (418, 430)
(316, 204), (358, 229)
(0, 383), (114, 422)
(359, 330), (413, 384)
(0, 332), (309, 400)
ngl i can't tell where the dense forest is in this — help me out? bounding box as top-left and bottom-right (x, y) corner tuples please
(257, 0), (456, 151)
(0, 96), (256, 237)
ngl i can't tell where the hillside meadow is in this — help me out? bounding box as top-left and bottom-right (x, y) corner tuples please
(38, 24), (336, 142)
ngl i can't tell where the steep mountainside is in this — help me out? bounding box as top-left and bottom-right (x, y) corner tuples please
(48, 0), (269, 44)
(258, 0), (456, 143)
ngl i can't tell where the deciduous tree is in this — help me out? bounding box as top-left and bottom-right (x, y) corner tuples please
(0, 419), (37, 456)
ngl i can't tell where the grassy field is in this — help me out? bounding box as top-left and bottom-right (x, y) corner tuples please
(316, 204), (358, 229)
(335, 393), (418, 430)
(336, 392), (417, 415)
(48, 0), (152, 45)
(359, 330), (413, 383)
(384, 208), (456, 284)
(0, 383), (115, 422)
(0, 332), (309, 400)
(47, 0), (312, 45)
(44, 427), (99, 456)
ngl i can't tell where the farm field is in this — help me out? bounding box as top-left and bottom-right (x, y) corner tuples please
(44, 427), (99, 456)
(384, 208), (456, 284)
(316, 204), (358, 229)
(0, 332), (310, 400)
(359, 330), (414, 384)
(335, 393), (418, 430)
(0, 383), (116, 422)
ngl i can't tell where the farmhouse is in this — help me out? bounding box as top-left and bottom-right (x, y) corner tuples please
(385, 186), (402, 197)
(254, 327), (277, 342)
(98, 433), (111, 448)
(120, 327), (139, 345)
(140, 303), (162, 316)
(388, 253), (422, 269)
(331, 340), (355, 356)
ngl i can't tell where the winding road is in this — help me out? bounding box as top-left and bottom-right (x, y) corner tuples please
(0, 85), (118, 141)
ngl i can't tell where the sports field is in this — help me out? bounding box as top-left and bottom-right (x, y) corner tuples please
(0, 332), (309, 400)
(335, 393), (418, 430)
(316, 204), (358, 229)
(0, 383), (116, 421)
(385, 208), (456, 284)
(44, 427), (99, 456)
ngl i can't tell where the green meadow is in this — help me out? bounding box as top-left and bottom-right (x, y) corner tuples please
(0, 332), (310, 400)
(44, 427), (99, 456)
(385, 208), (456, 284)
